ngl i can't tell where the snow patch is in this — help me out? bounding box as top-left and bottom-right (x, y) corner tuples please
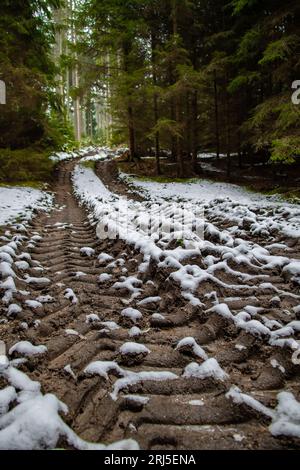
(9, 342), (47, 358)
(183, 359), (228, 382)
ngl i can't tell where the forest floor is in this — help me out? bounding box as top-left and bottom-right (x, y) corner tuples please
(118, 154), (300, 202)
(0, 149), (300, 450)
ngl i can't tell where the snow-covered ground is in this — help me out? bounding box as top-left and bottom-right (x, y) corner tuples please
(72, 161), (300, 441)
(120, 173), (300, 240)
(73, 164), (206, 255)
(80, 147), (111, 163)
(120, 172), (277, 204)
(50, 146), (112, 163)
(0, 187), (53, 227)
(73, 163), (300, 317)
(0, 348), (138, 450)
(197, 152), (229, 160)
(1, 150), (299, 448)
(0, 161), (139, 450)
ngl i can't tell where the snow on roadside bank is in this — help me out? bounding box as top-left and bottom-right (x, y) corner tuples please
(0, 187), (53, 227)
(120, 173), (300, 240)
(50, 146), (94, 163)
(50, 146), (111, 163)
(120, 172), (266, 204)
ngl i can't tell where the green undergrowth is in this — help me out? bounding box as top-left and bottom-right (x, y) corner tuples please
(0, 147), (55, 184)
(141, 176), (195, 184)
(124, 173), (197, 184)
(0, 181), (47, 190)
(260, 187), (300, 204)
(80, 160), (96, 171)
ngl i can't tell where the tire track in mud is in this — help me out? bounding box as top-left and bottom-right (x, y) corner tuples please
(1, 160), (300, 450)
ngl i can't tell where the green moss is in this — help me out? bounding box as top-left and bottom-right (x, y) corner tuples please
(80, 160), (96, 171)
(124, 173), (197, 184)
(259, 187), (300, 204)
(0, 181), (47, 190)
(0, 147), (55, 184)
(241, 182), (300, 204)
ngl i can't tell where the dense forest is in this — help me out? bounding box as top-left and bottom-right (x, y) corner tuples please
(1, 0), (300, 180)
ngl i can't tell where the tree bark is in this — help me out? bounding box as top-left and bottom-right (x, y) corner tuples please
(151, 31), (161, 175)
(172, 0), (184, 178)
(191, 90), (199, 174)
(128, 105), (136, 161)
(70, 0), (81, 142)
(123, 41), (136, 161)
(214, 69), (220, 160)
(225, 72), (231, 178)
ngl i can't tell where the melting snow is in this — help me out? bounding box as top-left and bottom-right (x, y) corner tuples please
(176, 337), (208, 361)
(183, 359), (228, 381)
(80, 247), (95, 258)
(64, 288), (78, 305)
(9, 342), (47, 357)
(119, 342), (150, 356)
(121, 308), (143, 323)
(98, 273), (112, 283)
(0, 187), (53, 227)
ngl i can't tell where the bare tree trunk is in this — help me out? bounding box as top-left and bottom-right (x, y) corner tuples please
(170, 98), (176, 162)
(128, 105), (136, 161)
(65, 66), (70, 119)
(73, 64), (81, 142)
(175, 98), (184, 178)
(191, 90), (199, 174)
(70, 0), (81, 142)
(151, 31), (161, 175)
(123, 42), (136, 161)
(172, 0), (184, 178)
(186, 92), (191, 159)
(225, 72), (231, 178)
(172, 0), (178, 35)
(214, 69), (220, 160)
(53, 8), (64, 98)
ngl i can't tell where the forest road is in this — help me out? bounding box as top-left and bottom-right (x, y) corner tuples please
(1, 160), (300, 450)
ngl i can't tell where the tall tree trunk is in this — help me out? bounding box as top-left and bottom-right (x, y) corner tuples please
(123, 41), (136, 161)
(238, 131), (242, 169)
(214, 69), (220, 160)
(172, 0), (184, 178)
(65, 67), (70, 120)
(225, 73), (231, 178)
(106, 52), (113, 143)
(151, 31), (161, 175)
(175, 98), (184, 178)
(191, 90), (199, 174)
(53, 8), (64, 98)
(73, 64), (81, 142)
(172, 0), (178, 35)
(70, 0), (81, 142)
(186, 92), (191, 159)
(128, 105), (136, 161)
(170, 98), (176, 162)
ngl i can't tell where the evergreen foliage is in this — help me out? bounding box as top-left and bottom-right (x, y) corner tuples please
(1, 0), (299, 180)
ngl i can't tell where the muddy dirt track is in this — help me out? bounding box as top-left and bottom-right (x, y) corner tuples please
(0, 160), (300, 450)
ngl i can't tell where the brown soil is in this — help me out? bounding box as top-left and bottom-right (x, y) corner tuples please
(95, 160), (144, 201)
(0, 160), (300, 450)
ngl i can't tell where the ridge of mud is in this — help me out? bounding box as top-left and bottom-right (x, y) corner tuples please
(0, 160), (299, 450)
